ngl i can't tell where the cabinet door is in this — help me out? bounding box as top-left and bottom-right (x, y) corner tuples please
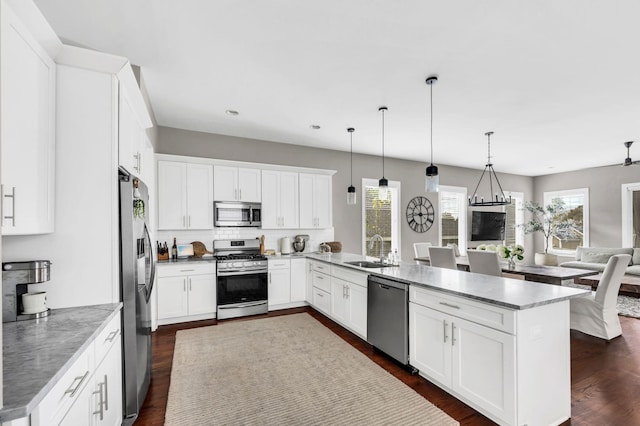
(348, 283), (367, 339)
(119, 88), (143, 177)
(1, 6), (56, 235)
(409, 303), (451, 387)
(157, 161), (187, 230)
(260, 170), (279, 228)
(186, 164), (213, 229)
(238, 168), (261, 202)
(59, 377), (92, 426)
(314, 174), (332, 228)
(290, 258), (307, 302)
(330, 278), (349, 325)
(187, 273), (217, 315)
(91, 342), (123, 426)
(268, 268), (291, 307)
(157, 276), (189, 319)
(451, 316), (516, 424)
(279, 171), (299, 228)
(298, 173), (314, 228)
(213, 165), (238, 201)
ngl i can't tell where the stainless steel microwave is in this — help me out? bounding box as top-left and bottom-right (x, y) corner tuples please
(214, 201), (261, 227)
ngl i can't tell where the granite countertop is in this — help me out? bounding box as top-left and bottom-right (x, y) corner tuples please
(157, 256), (216, 264)
(0, 303), (122, 422)
(306, 252), (590, 310)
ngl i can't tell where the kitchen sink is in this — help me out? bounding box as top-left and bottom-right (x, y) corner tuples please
(344, 260), (398, 269)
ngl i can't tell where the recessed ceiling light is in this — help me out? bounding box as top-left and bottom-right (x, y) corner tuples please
(310, 124), (321, 130)
(225, 110), (239, 116)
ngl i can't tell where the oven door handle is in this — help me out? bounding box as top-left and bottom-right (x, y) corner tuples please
(217, 270), (267, 277)
(218, 301), (267, 309)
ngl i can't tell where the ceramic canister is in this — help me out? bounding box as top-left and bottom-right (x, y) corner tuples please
(22, 291), (47, 314)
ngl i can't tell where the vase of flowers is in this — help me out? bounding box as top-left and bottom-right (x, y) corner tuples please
(497, 244), (524, 269)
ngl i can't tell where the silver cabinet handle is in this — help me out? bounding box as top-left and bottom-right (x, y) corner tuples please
(440, 302), (460, 309)
(92, 382), (104, 420)
(451, 323), (456, 346)
(443, 320), (448, 343)
(2, 186), (16, 227)
(180, 269), (195, 272)
(347, 286), (350, 298)
(189, 277), (192, 291)
(239, 188), (242, 200)
(105, 330), (119, 343)
(188, 216), (191, 227)
(316, 292), (324, 298)
(182, 216), (186, 227)
(183, 279), (187, 292)
(269, 272), (272, 284)
(316, 275), (324, 280)
(65, 371), (89, 398)
(104, 374), (109, 411)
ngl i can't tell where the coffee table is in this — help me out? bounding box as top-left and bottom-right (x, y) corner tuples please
(414, 257), (594, 285)
(574, 273), (640, 298)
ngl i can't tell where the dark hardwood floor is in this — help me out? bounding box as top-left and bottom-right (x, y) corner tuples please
(135, 308), (640, 425)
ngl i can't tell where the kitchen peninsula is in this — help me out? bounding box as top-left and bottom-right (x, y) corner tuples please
(306, 252), (589, 426)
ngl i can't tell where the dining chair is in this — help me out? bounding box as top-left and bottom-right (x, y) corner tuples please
(427, 247), (457, 270)
(413, 242), (432, 258)
(467, 250), (502, 277)
(570, 254), (631, 340)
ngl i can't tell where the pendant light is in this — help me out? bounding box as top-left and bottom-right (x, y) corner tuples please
(346, 127), (357, 205)
(425, 76), (439, 193)
(468, 131), (511, 206)
(378, 106), (389, 200)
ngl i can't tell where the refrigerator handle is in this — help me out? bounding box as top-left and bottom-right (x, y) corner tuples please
(143, 223), (156, 303)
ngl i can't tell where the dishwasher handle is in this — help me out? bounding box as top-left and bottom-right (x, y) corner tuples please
(367, 275), (408, 292)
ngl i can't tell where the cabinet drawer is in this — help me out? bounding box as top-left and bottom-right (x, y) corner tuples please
(156, 262), (216, 277)
(312, 287), (331, 314)
(312, 271), (331, 293)
(268, 259), (290, 270)
(32, 342), (94, 424)
(310, 261), (330, 274)
(94, 312), (121, 364)
(331, 265), (368, 287)
(410, 285), (516, 334)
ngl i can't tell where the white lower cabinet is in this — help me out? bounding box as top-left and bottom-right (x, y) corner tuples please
(156, 263), (217, 325)
(268, 259), (291, 307)
(31, 312), (123, 426)
(290, 258), (307, 302)
(410, 285), (571, 426)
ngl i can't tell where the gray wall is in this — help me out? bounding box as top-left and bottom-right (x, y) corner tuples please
(533, 164), (640, 249)
(157, 126), (535, 261)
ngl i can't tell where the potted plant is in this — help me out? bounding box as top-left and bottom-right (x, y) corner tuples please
(521, 199), (579, 266)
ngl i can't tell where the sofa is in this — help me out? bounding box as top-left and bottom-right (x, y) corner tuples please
(559, 246), (640, 276)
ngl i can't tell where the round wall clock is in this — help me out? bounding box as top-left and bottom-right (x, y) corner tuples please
(406, 196), (435, 233)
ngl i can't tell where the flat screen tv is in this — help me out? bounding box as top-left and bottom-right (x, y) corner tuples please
(471, 211), (506, 241)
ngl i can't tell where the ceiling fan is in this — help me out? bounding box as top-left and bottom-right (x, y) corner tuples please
(622, 141), (639, 166)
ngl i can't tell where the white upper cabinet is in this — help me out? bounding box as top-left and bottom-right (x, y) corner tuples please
(299, 173), (332, 229)
(261, 170), (299, 229)
(157, 161), (213, 230)
(213, 165), (261, 202)
(1, 2), (58, 235)
(119, 87), (152, 180)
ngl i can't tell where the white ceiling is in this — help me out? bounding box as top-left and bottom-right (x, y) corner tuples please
(34, 0), (640, 176)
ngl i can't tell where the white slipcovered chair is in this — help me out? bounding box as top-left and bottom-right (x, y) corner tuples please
(427, 247), (457, 270)
(413, 242), (432, 258)
(570, 254), (631, 340)
(467, 250), (502, 277)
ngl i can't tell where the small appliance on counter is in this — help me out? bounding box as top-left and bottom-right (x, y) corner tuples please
(2, 260), (51, 322)
(293, 235), (309, 253)
(280, 236), (291, 254)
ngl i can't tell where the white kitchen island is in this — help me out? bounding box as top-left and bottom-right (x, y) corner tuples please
(306, 252), (590, 426)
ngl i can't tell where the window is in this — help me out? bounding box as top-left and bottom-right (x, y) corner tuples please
(362, 179), (401, 259)
(439, 186), (467, 253)
(504, 191), (524, 246)
(543, 188), (589, 252)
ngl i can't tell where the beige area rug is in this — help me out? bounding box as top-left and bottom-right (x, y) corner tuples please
(165, 313), (458, 426)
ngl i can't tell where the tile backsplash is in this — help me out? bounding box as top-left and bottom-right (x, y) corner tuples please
(155, 227), (335, 255)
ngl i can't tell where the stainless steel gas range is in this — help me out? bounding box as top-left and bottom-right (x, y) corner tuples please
(214, 239), (268, 320)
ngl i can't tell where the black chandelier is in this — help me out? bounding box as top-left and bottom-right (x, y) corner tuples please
(468, 131), (511, 206)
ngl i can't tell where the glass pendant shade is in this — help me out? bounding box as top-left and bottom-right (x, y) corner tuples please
(378, 177), (389, 200)
(347, 185), (357, 205)
(425, 164), (439, 192)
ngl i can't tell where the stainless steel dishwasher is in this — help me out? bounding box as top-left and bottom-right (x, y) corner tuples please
(367, 275), (409, 365)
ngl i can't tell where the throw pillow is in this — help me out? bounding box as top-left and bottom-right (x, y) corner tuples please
(581, 252), (612, 264)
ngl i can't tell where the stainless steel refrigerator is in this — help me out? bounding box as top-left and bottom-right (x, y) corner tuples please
(119, 167), (155, 425)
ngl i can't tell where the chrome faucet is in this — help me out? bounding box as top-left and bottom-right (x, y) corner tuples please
(368, 234), (384, 263)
